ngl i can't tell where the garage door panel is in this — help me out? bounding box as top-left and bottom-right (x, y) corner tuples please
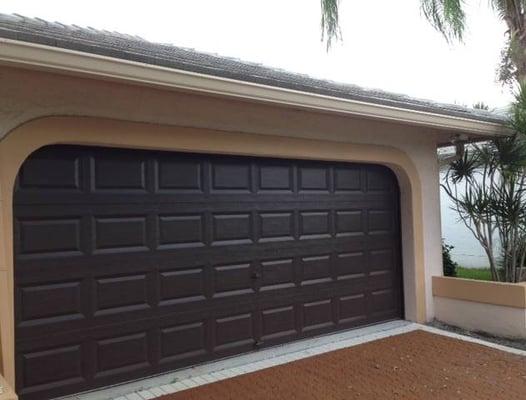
(93, 273), (152, 316)
(258, 211), (295, 242)
(17, 149), (83, 192)
(257, 278), (365, 311)
(92, 154), (148, 192)
(300, 254), (332, 285)
(156, 156), (204, 193)
(334, 166), (362, 192)
(366, 168), (395, 191)
(368, 209), (395, 234)
(93, 216), (149, 253)
(17, 311), (158, 350)
(368, 271), (396, 292)
(299, 211), (331, 239)
(159, 321), (208, 364)
(302, 299), (335, 332)
(335, 251), (367, 279)
(259, 258), (295, 291)
(158, 214), (206, 249)
(16, 217), (84, 258)
(213, 312), (255, 352)
(15, 146), (402, 399)
(211, 160), (252, 192)
(16, 253), (156, 282)
(258, 163), (294, 192)
(370, 289), (398, 313)
(17, 280), (85, 328)
(335, 210), (364, 237)
(93, 331), (154, 380)
(211, 212), (254, 244)
(16, 342), (86, 397)
(212, 262), (255, 297)
(298, 164), (330, 192)
(369, 247), (395, 270)
(260, 305), (298, 342)
(159, 267), (207, 306)
(337, 294), (367, 324)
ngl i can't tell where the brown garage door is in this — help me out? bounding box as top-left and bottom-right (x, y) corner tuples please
(14, 145), (403, 400)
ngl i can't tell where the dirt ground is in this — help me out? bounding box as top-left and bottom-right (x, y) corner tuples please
(429, 319), (526, 351)
(160, 330), (526, 400)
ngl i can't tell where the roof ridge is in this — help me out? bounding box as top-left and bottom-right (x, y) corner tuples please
(3, 13), (148, 41)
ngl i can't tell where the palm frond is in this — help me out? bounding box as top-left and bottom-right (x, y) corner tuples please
(489, 0), (510, 20)
(447, 148), (480, 183)
(490, 178), (526, 226)
(320, 0), (342, 50)
(498, 38), (517, 86)
(491, 135), (526, 173)
(492, 1), (526, 85)
(421, 0), (466, 42)
(490, 0), (524, 29)
(457, 186), (492, 222)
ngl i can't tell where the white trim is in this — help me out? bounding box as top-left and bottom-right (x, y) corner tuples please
(0, 38), (506, 136)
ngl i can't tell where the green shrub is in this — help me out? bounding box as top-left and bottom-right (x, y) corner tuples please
(442, 241), (458, 277)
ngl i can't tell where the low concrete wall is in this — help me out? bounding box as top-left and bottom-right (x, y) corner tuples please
(433, 276), (526, 338)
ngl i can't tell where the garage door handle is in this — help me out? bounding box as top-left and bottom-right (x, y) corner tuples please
(251, 272), (261, 279)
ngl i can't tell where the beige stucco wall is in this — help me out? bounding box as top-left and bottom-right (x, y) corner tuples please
(0, 66), (445, 389)
(434, 297), (526, 339)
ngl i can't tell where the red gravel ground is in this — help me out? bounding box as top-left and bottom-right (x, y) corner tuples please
(160, 330), (526, 400)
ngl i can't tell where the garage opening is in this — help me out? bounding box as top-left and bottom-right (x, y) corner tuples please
(13, 145), (403, 399)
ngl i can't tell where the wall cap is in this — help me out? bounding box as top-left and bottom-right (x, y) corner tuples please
(433, 276), (526, 309)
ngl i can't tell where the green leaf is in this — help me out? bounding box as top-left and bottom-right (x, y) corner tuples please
(421, 0), (466, 42)
(320, 0), (342, 50)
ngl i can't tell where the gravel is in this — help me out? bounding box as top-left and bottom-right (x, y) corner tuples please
(429, 320), (526, 351)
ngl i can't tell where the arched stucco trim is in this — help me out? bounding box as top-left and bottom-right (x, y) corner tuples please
(0, 116), (426, 388)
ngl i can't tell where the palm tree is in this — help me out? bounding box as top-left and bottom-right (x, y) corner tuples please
(440, 86), (526, 282)
(320, 0), (526, 85)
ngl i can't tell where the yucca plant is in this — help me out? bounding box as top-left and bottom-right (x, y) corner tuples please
(442, 86), (526, 282)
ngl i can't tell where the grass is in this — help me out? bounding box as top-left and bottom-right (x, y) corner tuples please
(456, 267), (492, 281)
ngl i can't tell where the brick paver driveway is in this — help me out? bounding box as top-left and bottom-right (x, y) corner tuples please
(159, 330), (526, 400)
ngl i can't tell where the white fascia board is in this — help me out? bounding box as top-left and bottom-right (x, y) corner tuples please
(0, 38), (507, 136)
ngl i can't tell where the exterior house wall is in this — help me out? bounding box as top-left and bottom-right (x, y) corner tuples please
(0, 66), (444, 389)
